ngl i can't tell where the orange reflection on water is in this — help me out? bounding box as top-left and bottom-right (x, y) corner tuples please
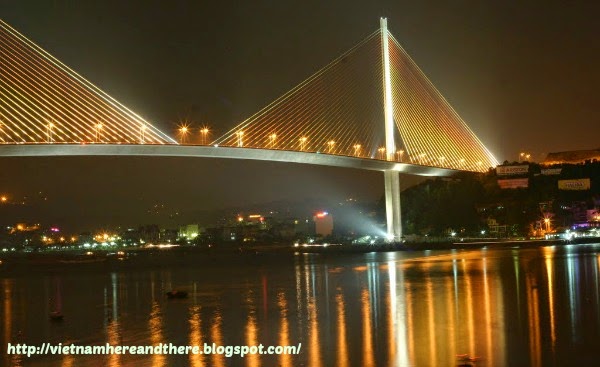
(3, 279), (12, 352)
(543, 248), (557, 350)
(482, 258), (495, 367)
(425, 273), (438, 367)
(526, 271), (541, 367)
(405, 278), (415, 363)
(149, 301), (165, 367)
(210, 311), (226, 367)
(106, 320), (122, 367)
(245, 292), (260, 367)
(277, 292), (293, 367)
(462, 259), (476, 357)
(361, 288), (375, 367)
(335, 291), (349, 367)
(60, 352), (74, 367)
(308, 298), (322, 367)
(188, 305), (205, 367)
(445, 273), (457, 364)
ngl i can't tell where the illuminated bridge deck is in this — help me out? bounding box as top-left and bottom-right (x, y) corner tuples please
(0, 144), (458, 176)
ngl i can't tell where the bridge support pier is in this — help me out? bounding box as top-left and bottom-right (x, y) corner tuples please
(384, 170), (402, 241)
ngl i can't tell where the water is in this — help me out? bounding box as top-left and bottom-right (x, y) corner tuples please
(1, 244), (600, 367)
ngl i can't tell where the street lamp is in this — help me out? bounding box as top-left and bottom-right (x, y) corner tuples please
(419, 153), (426, 164)
(544, 217), (551, 232)
(95, 123), (103, 143)
(377, 147), (386, 160)
(47, 122), (54, 143)
(140, 124), (147, 144)
(236, 130), (244, 147)
(179, 126), (189, 144)
(299, 136), (307, 151)
(200, 127), (210, 145)
(353, 144), (361, 157)
(327, 140), (335, 154)
(269, 133), (277, 149)
(396, 149), (404, 162)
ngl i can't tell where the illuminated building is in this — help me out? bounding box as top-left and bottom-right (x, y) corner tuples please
(179, 224), (200, 239)
(313, 211), (333, 237)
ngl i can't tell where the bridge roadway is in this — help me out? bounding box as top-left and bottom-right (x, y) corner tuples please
(0, 144), (457, 177)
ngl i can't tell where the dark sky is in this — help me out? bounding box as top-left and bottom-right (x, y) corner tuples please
(1, 1), (599, 231)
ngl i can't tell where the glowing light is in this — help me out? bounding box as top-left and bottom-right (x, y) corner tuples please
(178, 125), (190, 144)
(0, 196), (7, 202)
(315, 211), (329, 218)
(327, 140), (335, 153)
(237, 130), (244, 147)
(299, 136), (308, 151)
(200, 127), (210, 145)
(396, 149), (404, 162)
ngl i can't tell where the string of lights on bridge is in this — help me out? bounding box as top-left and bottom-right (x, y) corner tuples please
(0, 19), (498, 172)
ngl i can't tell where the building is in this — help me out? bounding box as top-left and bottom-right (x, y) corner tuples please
(543, 149), (600, 165)
(313, 211), (333, 237)
(179, 224), (199, 240)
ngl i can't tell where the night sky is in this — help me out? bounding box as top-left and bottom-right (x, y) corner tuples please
(1, 1), (598, 231)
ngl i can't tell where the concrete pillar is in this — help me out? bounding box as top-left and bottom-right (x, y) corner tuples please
(384, 170), (402, 240)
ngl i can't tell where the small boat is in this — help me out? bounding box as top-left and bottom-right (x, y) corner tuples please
(49, 311), (64, 321)
(165, 290), (188, 299)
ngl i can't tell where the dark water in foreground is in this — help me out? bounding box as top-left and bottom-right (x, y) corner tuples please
(1, 244), (600, 367)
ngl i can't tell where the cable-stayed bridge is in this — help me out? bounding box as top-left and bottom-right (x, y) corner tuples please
(0, 18), (498, 240)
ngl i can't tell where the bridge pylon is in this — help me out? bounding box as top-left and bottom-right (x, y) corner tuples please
(381, 17), (402, 241)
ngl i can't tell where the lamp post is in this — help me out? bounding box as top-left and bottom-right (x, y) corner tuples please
(95, 123), (103, 143)
(140, 124), (146, 144)
(327, 140), (335, 154)
(396, 149), (404, 162)
(353, 144), (361, 157)
(299, 136), (307, 151)
(200, 127), (209, 145)
(269, 133), (277, 149)
(378, 147), (386, 160)
(236, 130), (244, 147)
(47, 122), (54, 143)
(179, 126), (189, 144)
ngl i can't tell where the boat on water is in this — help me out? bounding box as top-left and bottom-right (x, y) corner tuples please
(165, 290), (188, 299)
(59, 252), (106, 264)
(49, 311), (64, 321)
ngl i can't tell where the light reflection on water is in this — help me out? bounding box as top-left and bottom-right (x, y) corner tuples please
(1, 244), (600, 366)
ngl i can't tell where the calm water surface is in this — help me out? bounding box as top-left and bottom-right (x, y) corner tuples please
(1, 244), (600, 367)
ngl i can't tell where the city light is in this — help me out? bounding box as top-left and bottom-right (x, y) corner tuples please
(178, 125), (189, 144)
(200, 127), (210, 145)
(237, 130), (244, 147)
(299, 136), (308, 151)
(396, 149), (404, 162)
(327, 140), (335, 153)
(353, 144), (362, 157)
(95, 123), (103, 142)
